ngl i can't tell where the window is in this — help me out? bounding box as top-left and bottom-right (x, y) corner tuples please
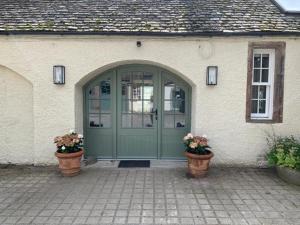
(246, 42), (286, 123)
(251, 49), (275, 119)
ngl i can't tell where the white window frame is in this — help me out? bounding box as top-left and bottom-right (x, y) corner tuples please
(251, 49), (275, 120)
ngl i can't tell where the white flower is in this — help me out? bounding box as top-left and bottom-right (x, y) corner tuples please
(78, 134), (83, 139)
(61, 146), (66, 150)
(69, 129), (75, 134)
(187, 133), (193, 139)
(202, 134), (207, 138)
(189, 142), (198, 149)
(183, 136), (189, 141)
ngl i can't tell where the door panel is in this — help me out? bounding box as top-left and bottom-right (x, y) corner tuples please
(85, 71), (116, 158)
(161, 71), (191, 159)
(117, 66), (158, 158)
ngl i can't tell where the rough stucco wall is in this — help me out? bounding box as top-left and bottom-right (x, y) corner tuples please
(0, 66), (33, 164)
(0, 35), (299, 165)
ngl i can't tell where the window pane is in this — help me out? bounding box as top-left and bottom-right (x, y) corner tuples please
(261, 69), (269, 82)
(252, 86), (258, 99)
(132, 114), (143, 128)
(175, 87), (185, 101)
(100, 80), (110, 99)
(259, 100), (266, 114)
(132, 73), (143, 100)
(144, 114), (154, 128)
(143, 74), (153, 100)
(122, 100), (131, 113)
(143, 100), (154, 113)
(89, 86), (100, 99)
(174, 100), (185, 114)
(89, 100), (100, 113)
(121, 74), (132, 99)
(251, 100), (258, 113)
(143, 86), (153, 100)
(100, 100), (111, 113)
(164, 115), (174, 128)
(262, 54), (269, 68)
(175, 115), (185, 128)
(164, 101), (174, 114)
(164, 80), (175, 100)
(132, 101), (143, 113)
(254, 54), (261, 68)
(259, 86), (267, 99)
(122, 114), (132, 128)
(253, 69), (260, 82)
(100, 114), (111, 128)
(121, 73), (131, 83)
(89, 114), (100, 127)
(122, 84), (132, 99)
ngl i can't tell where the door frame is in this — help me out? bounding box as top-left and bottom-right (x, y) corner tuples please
(83, 64), (192, 160)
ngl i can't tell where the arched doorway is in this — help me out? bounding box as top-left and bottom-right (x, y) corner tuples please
(84, 64), (191, 159)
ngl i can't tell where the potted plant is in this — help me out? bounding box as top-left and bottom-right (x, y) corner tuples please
(183, 133), (213, 177)
(267, 136), (300, 185)
(54, 130), (84, 176)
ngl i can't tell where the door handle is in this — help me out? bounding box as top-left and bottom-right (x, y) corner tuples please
(153, 109), (158, 120)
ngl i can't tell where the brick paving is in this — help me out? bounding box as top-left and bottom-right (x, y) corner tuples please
(0, 164), (299, 225)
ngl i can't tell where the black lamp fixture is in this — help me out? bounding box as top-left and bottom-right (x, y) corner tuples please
(206, 66), (218, 85)
(136, 41), (142, 47)
(53, 65), (65, 84)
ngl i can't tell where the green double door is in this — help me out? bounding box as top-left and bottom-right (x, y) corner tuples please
(85, 65), (191, 159)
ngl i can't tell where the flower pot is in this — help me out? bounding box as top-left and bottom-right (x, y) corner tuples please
(276, 166), (300, 186)
(185, 150), (213, 177)
(55, 149), (84, 176)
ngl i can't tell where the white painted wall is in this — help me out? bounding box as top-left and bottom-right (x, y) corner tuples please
(0, 35), (299, 165)
(0, 66), (33, 164)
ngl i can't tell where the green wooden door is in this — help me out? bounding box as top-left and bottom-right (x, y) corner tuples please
(160, 70), (191, 159)
(84, 70), (117, 158)
(84, 65), (191, 159)
(117, 65), (159, 158)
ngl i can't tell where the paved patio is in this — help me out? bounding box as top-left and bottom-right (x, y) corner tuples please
(0, 163), (299, 225)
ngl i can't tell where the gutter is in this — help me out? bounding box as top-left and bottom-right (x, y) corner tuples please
(0, 30), (300, 37)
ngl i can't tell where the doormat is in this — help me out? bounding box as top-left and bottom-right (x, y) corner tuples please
(118, 160), (150, 168)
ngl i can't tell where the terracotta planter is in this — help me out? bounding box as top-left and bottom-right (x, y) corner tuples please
(55, 149), (84, 176)
(276, 166), (300, 186)
(185, 150), (214, 177)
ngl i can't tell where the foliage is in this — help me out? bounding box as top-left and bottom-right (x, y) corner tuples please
(267, 135), (300, 170)
(54, 130), (84, 153)
(183, 133), (211, 155)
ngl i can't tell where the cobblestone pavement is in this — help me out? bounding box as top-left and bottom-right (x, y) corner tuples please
(0, 164), (299, 225)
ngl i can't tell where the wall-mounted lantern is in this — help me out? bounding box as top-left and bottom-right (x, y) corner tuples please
(53, 65), (65, 84)
(206, 66), (218, 85)
(136, 41), (142, 47)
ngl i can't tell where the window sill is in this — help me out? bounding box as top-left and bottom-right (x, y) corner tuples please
(246, 118), (282, 124)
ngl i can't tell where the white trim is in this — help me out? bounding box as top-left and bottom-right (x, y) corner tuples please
(251, 49), (275, 120)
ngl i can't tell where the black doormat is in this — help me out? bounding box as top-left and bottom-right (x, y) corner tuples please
(118, 160), (150, 168)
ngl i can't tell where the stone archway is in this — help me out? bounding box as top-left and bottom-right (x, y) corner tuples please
(79, 63), (193, 159)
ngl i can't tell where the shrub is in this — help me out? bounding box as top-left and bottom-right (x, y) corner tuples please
(267, 136), (300, 170)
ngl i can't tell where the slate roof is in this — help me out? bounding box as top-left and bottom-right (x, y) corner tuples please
(0, 0), (299, 36)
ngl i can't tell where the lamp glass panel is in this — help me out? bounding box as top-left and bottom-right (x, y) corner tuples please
(208, 67), (217, 85)
(54, 66), (64, 84)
